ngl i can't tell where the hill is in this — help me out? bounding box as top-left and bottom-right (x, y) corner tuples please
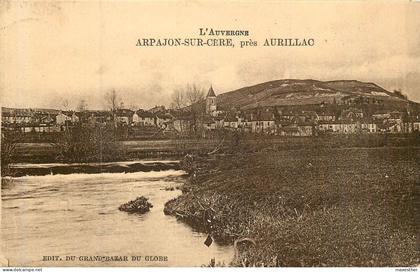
(215, 79), (419, 111)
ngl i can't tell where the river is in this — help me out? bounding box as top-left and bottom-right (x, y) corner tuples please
(1, 161), (233, 267)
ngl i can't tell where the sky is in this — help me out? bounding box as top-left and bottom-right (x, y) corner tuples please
(1, 1), (419, 110)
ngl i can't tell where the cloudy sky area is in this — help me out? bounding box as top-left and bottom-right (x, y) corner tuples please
(1, 1), (419, 110)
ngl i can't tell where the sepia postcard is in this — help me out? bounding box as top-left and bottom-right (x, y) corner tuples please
(0, 0), (419, 269)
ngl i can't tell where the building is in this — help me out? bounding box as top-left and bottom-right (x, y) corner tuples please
(133, 110), (155, 126)
(254, 111), (276, 134)
(115, 109), (134, 125)
(360, 120), (377, 133)
(71, 112), (80, 123)
(223, 113), (240, 129)
(278, 123), (313, 137)
(340, 108), (364, 120)
(202, 116), (216, 130)
(205, 85), (217, 115)
(55, 112), (72, 125)
(155, 113), (173, 128)
(86, 111), (113, 126)
(317, 111), (336, 122)
(372, 110), (391, 120)
(318, 120), (358, 134)
(1, 108), (34, 124)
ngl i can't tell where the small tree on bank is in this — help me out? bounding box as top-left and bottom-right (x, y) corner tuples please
(1, 131), (22, 176)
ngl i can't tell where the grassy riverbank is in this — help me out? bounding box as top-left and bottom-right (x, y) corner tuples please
(164, 147), (419, 266)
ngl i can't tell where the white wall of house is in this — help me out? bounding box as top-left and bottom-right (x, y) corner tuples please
(133, 113), (155, 126)
(71, 113), (79, 123)
(132, 113), (140, 123)
(116, 116), (130, 124)
(56, 113), (71, 125)
(361, 123), (377, 133)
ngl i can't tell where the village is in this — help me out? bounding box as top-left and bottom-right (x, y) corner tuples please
(2, 86), (420, 140)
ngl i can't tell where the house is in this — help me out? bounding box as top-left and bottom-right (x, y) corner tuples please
(340, 108), (364, 121)
(406, 115), (420, 132)
(71, 112), (79, 123)
(385, 121), (403, 133)
(278, 123), (313, 137)
(388, 111), (403, 123)
(115, 109), (134, 125)
(74, 111), (111, 126)
(55, 112), (72, 125)
(1, 108), (34, 124)
(277, 110), (296, 120)
(223, 114), (239, 129)
(318, 121), (336, 133)
(38, 113), (55, 125)
(317, 111), (336, 122)
(373, 112), (404, 133)
(298, 123), (314, 136)
(318, 120), (358, 134)
(202, 116), (216, 130)
(257, 111), (276, 134)
(214, 116), (225, 129)
(245, 108), (277, 134)
(133, 110), (155, 126)
(88, 111), (113, 126)
(413, 119), (420, 132)
(372, 110), (391, 120)
(278, 125), (300, 137)
(359, 119), (377, 133)
(155, 113), (173, 128)
(32, 124), (61, 133)
(376, 121), (400, 133)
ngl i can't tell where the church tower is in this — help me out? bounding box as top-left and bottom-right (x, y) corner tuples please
(206, 85), (217, 115)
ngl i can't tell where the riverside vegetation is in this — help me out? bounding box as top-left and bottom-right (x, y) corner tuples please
(2, 127), (419, 266)
(165, 143), (419, 266)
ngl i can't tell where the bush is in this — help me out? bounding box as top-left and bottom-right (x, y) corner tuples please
(54, 124), (124, 163)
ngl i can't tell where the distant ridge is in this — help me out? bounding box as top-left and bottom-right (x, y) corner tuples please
(215, 79), (418, 111)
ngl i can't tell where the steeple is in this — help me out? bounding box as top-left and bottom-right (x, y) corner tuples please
(207, 85), (216, 97)
(206, 85), (217, 115)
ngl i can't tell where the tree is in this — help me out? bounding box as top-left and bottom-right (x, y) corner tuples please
(54, 125), (123, 163)
(185, 83), (205, 105)
(171, 88), (186, 109)
(62, 99), (69, 111)
(1, 131), (22, 176)
(185, 84), (206, 134)
(170, 84), (205, 135)
(77, 99), (88, 111)
(105, 89), (122, 112)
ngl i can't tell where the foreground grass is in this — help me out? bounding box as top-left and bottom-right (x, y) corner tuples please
(165, 147), (419, 266)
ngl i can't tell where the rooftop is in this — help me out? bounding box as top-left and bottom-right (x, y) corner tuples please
(207, 85), (216, 97)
